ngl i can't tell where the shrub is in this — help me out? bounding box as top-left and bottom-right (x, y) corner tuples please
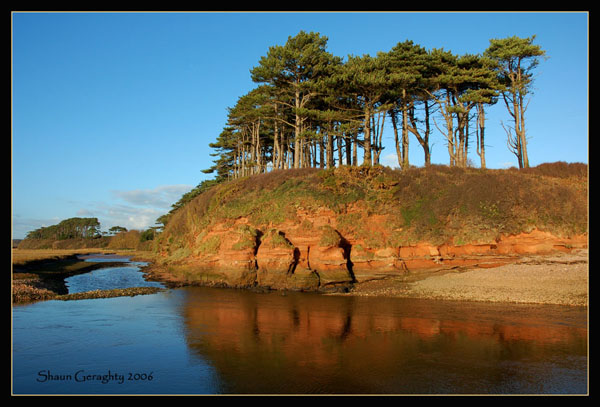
(519, 161), (588, 178)
(108, 230), (141, 250)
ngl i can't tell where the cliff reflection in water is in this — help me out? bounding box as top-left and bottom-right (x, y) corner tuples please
(180, 287), (587, 394)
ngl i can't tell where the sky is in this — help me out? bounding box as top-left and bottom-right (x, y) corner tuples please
(11, 11), (589, 239)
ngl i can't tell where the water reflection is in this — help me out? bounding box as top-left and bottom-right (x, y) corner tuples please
(180, 287), (587, 394)
(12, 279), (587, 395)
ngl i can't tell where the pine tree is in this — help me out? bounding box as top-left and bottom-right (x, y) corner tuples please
(250, 31), (340, 169)
(332, 54), (390, 166)
(485, 35), (546, 168)
(385, 40), (431, 169)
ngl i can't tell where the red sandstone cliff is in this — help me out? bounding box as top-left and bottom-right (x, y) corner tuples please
(148, 164), (587, 292)
(149, 210), (587, 291)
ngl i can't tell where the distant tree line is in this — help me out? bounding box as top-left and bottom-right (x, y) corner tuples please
(24, 218), (158, 243)
(202, 32), (545, 181)
(26, 217), (102, 240)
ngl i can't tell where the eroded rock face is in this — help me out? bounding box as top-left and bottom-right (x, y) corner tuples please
(256, 234), (295, 271)
(170, 225), (259, 288)
(494, 229), (587, 255)
(155, 212), (587, 292)
(256, 229), (298, 289)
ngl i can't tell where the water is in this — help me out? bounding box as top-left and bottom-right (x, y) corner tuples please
(12, 255), (588, 395)
(65, 255), (163, 294)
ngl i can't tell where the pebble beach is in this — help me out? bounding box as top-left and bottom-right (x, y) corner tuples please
(347, 249), (589, 307)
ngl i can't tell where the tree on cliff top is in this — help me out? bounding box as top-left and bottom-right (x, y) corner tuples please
(250, 31), (341, 169)
(484, 35), (546, 169)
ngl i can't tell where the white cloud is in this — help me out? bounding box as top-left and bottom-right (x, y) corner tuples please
(381, 153), (400, 169)
(102, 184), (193, 231)
(68, 185), (193, 233)
(111, 184), (193, 209)
(107, 205), (164, 231)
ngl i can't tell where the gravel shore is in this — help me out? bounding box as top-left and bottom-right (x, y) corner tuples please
(347, 249), (588, 307)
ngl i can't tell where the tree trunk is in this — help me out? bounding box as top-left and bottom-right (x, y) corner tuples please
(241, 133), (247, 177)
(337, 134), (343, 167)
(352, 133), (358, 166)
(363, 106), (372, 166)
(476, 103), (486, 169)
(444, 92), (456, 166)
(294, 89), (301, 169)
(408, 103), (431, 166)
(255, 120), (262, 174)
(273, 118), (280, 170)
(518, 92), (529, 168)
(372, 109), (385, 165)
(319, 136), (325, 169)
(326, 132), (334, 169)
(401, 92), (409, 170)
(465, 112), (469, 166)
(345, 134), (352, 166)
(281, 128), (288, 170)
(390, 110), (402, 168)
(423, 101), (431, 166)
(511, 94), (524, 168)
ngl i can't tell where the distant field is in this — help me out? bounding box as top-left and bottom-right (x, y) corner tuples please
(11, 249), (108, 266)
(12, 248), (156, 267)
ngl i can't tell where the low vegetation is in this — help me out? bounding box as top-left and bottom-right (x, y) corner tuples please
(53, 287), (165, 301)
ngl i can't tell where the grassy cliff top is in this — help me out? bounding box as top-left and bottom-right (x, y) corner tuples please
(157, 162), (588, 252)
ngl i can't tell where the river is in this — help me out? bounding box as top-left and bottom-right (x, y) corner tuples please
(12, 254), (588, 395)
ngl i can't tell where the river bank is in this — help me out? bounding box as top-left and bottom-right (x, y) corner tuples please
(143, 248), (589, 307)
(12, 247), (588, 307)
(11, 249), (159, 304)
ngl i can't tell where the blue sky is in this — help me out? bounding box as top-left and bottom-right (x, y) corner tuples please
(11, 11), (588, 239)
